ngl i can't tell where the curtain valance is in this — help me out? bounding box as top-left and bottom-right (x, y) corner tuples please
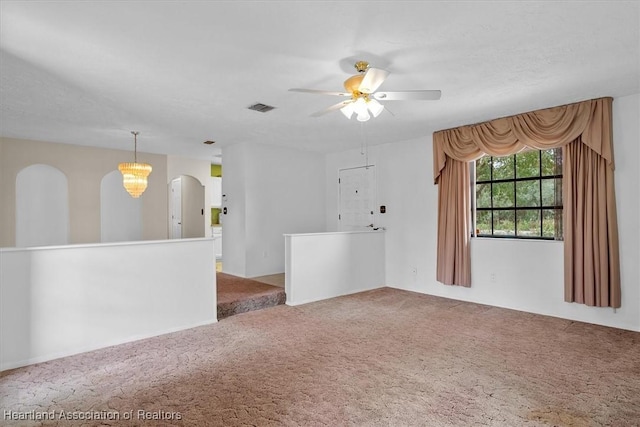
(432, 96), (620, 308)
(433, 97), (614, 184)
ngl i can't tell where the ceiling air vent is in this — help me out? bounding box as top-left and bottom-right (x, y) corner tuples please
(247, 102), (276, 113)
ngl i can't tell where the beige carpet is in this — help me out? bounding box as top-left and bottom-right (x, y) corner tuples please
(2, 287), (639, 426)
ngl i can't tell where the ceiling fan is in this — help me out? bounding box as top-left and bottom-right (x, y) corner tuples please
(289, 60), (441, 122)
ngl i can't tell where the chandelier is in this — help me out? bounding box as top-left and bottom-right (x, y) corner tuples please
(118, 131), (152, 198)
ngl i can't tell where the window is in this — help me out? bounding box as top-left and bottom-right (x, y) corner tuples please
(474, 148), (563, 239)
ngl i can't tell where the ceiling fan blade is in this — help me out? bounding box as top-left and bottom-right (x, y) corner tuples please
(310, 100), (353, 117)
(289, 88), (351, 97)
(358, 68), (390, 94)
(373, 90), (441, 101)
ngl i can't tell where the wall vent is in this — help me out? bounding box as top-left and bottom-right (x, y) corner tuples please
(247, 102), (276, 113)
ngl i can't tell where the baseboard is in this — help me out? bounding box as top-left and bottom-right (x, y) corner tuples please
(286, 285), (385, 306)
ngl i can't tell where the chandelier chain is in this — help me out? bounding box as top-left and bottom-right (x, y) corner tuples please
(131, 131), (139, 163)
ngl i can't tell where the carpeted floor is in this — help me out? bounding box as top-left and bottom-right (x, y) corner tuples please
(2, 287), (639, 426)
(217, 273), (286, 320)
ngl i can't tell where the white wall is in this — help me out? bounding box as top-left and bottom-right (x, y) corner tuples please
(100, 170), (143, 242)
(222, 142), (326, 277)
(611, 93), (640, 329)
(326, 140), (432, 287)
(285, 231), (386, 306)
(325, 93), (640, 332)
(0, 238), (216, 371)
(219, 143), (247, 276)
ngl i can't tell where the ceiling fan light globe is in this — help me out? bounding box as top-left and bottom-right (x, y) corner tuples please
(356, 111), (370, 122)
(354, 98), (368, 114)
(340, 103), (355, 119)
(367, 99), (384, 117)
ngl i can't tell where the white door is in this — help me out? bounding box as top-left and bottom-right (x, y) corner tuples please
(338, 166), (375, 231)
(180, 176), (205, 238)
(170, 178), (182, 238)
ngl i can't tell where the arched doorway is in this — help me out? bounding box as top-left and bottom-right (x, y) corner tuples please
(169, 175), (205, 239)
(15, 164), (69, 247)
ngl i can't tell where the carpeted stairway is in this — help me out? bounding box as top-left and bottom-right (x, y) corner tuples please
(216, 272), (286, 320)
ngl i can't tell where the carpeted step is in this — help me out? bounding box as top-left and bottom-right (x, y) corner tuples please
(217, 273), (286, 320)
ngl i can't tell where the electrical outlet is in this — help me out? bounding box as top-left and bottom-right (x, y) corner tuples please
(490, 272), (496, 283)
(411, 266), (418, 276)
(262, 250), (268, 258)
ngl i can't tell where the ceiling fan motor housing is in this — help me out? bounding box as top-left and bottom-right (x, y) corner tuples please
(354, 60), (369, 72)
(344, 61), (370, 95)
(343, 74), (365, 94)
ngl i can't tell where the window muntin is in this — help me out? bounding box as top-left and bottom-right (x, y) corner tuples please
(474, 149), (563, 240)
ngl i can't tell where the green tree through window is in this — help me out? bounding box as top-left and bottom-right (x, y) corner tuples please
(475, 149), (563, 239)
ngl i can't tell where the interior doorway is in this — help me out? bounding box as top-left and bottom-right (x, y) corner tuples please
(169, 175), (205, 239)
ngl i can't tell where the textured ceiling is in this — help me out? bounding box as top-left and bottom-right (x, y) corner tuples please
(1, 1), (638, 161)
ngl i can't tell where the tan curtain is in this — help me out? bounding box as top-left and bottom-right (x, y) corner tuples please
(436, 157), (472, 286)
(432, 97), (620, 308)
(563, 137), (621, 307)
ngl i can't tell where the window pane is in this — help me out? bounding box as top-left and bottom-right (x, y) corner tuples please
(492, 156), (514, 180)
(476, 156), (491, 182)
(474, 148), (562, 241)
(517, 209), (541, 237)
(493, 210), (515, 236)
(541, 178), (562, 206)
(476, 183), (492, 208)
(541, 148), (562, 176)
(516, 180), (540, 207)
(476, 211), (491, 235)
(543, 209), (563, 239)
(492, 182), (514, 207)
(516, 151), (540, 178)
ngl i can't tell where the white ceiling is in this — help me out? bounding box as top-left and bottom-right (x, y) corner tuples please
(1, 1), (638, 162)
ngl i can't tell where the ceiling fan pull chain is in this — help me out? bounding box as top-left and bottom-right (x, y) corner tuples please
(359, 121), (370, 167)
(360, 121), (365, 155)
